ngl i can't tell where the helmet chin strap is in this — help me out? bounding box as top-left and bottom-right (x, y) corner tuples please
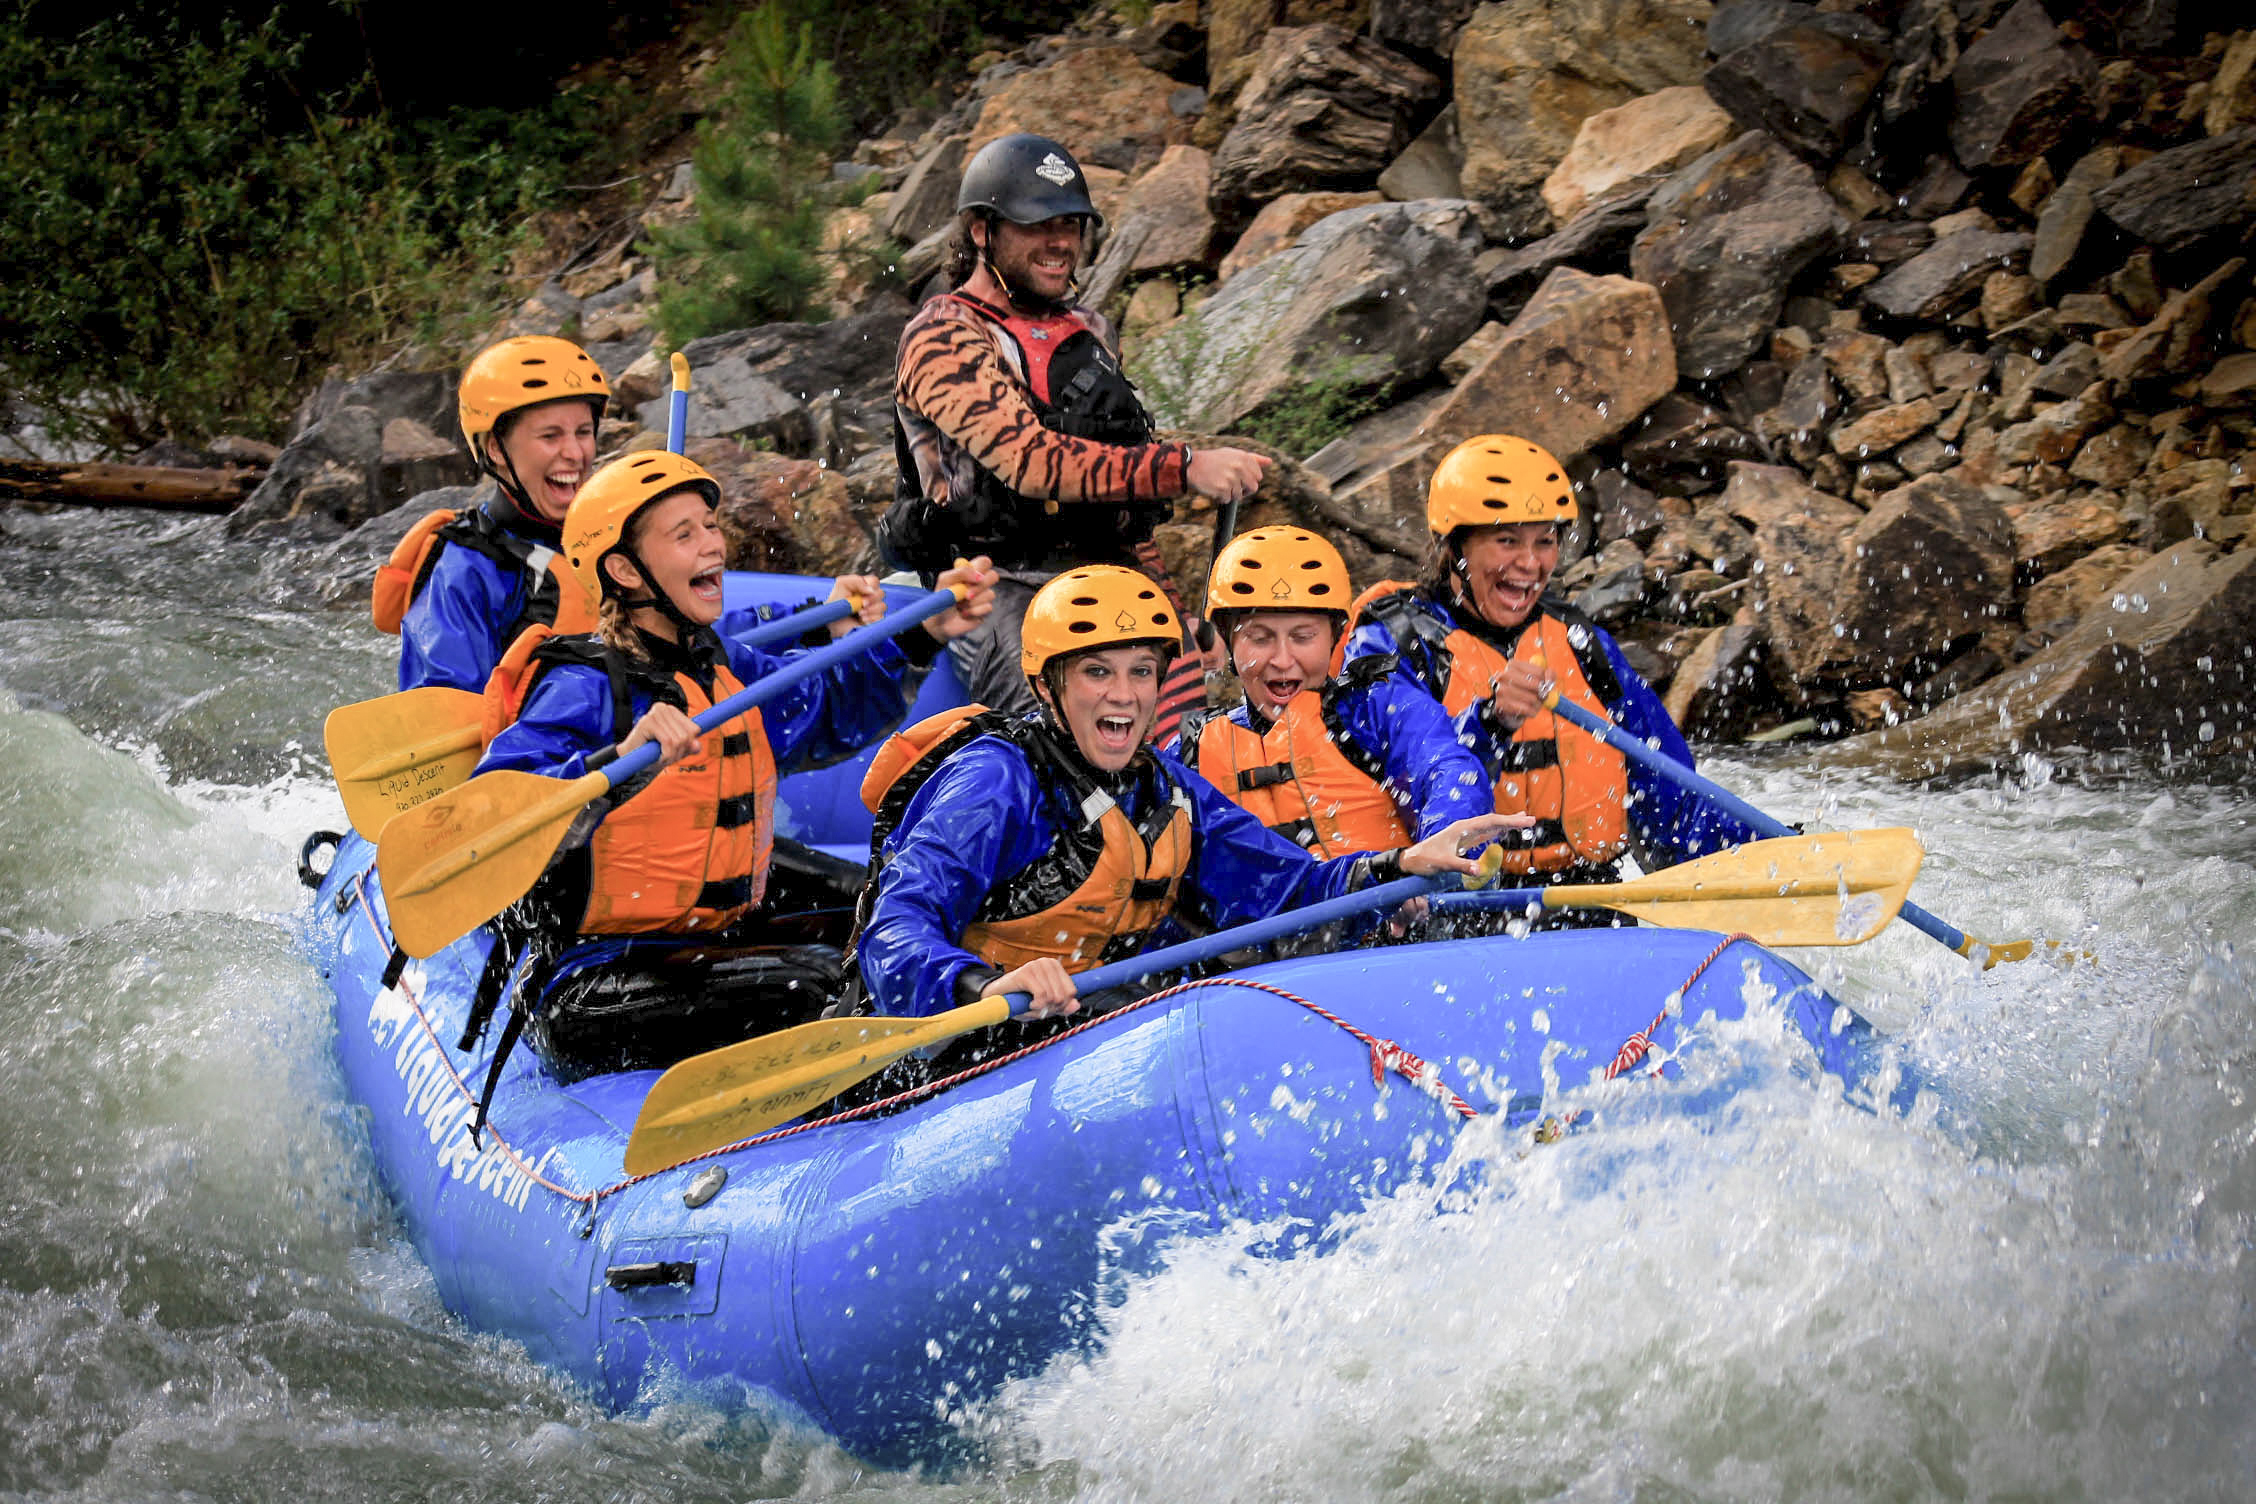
(609, 549), (703, 641)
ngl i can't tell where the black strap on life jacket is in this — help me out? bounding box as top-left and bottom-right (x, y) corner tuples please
(419, 503), (568, 642)
(879, 293), (1167, 575)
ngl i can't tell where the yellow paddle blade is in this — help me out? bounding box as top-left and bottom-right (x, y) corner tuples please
(323, 688), (487, 838)
(375, 768), (611, 957)
(1549, 828), (1924, 946)
(622, 998), (1013, 1176)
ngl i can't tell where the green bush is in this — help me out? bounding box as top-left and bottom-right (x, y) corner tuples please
(0, 7), (610, 451)
(649, 6), (845, 344)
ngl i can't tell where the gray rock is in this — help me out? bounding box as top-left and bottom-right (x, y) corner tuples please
(1416, 264), (1678, 461)
(1703, 10), (1892, 162)
(1590, 468), (1669, 548)
(885, 135), (969, 246)
(2029, 145), (2120, 285)
(1948, 0), (2093, 170)
(1570, 538), (1652, 622)
(1378, 103), (1464, 202)
(289, 369), (457, 446)
(1372, 0), (1485, 58)
(1630, 131), (1847, 379)
(1620, 393), (1766, 496)
(226, 404), (389, 536)
(1210, 25), (1442, 206)
(1822, 541), (2256, 774)
(1477, 185), (1657, 320)
(1135, 199), (1484, 434)
(1665, 611), (1776, 738)
(2091, 127), (2256, 253)
(1861, 229), (2032, 321)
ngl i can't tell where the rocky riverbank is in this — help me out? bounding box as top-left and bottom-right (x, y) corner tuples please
(220, 0), (2255, 775)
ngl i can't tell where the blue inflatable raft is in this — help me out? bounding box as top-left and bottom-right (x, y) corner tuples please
(302, 573), (1882, 1463)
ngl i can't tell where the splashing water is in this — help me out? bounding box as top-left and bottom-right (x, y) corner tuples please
(1, 510), (2249, 1499)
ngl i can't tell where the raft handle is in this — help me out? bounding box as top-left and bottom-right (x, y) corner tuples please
(299, 830), (344, 891)
(605, 1260), (696, 1291)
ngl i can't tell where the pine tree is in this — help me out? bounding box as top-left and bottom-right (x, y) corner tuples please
(652, 6), (845, 343)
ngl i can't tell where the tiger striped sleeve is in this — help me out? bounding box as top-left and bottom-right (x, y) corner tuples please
(895, 309), (1190, 504)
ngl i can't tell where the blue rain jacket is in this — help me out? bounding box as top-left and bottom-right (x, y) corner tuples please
(476, 627), (930, 786)
(859, 729), (1389, 1018)
(396, 501), (560, 694)
(1344, 593), (1757, 867)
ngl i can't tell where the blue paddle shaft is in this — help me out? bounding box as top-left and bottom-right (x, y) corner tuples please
(667, 389), (690, 454)
(595, 588), (957, 793)
(729, 598), (853, 650)
(1540, 693), (1971, 952)
(1000, 871), (1451, 1019)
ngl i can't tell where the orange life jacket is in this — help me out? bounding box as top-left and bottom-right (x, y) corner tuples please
(371, 505), (593, 637)
(484, 630), (777, 937)
(1178, 660), (1410, 858)
(1349, 584), (1629, 875)
(857, 705), (1196, 974)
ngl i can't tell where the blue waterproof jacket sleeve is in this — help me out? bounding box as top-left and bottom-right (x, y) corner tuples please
(474, 633), (919, 784)
(397, 546), (524, 694)
(858, 736), (1375, 1018)
(1333, 673), (1493, 838)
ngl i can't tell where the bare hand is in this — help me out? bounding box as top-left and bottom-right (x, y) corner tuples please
(617, 703), (703, 770)
(1400, 813), (1534, 879)
(983, 956), (1080, 1019)
(925, 556), (1001, 642)
(826, 573), (889, 636)
(1186, 447), (1271, 506)
(1486, 659), (1550, 731)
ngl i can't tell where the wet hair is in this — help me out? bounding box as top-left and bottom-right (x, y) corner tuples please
(944, 213), (985, 287)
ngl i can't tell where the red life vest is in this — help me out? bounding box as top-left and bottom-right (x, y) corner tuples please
(857, 705), (1195, 974)
(1350, 584), (1630, 876)
(483, 630), (777, 936)
(1179, 662), (1411, 858)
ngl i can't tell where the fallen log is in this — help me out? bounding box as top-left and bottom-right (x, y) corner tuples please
(0, 456), (261, 513)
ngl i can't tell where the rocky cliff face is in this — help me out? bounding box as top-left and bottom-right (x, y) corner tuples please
(266, 0), (2256, 773)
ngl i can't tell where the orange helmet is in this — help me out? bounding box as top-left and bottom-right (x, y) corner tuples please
(458, 336), (610, 461)
(1020, 565), (1179, 678)
(1207, 526), (1351, 617)
(561, 451), (722, 612)
(1426, 434), (1577, 535)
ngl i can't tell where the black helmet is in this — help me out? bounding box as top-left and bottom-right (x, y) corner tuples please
(956, 133), (1102, 228)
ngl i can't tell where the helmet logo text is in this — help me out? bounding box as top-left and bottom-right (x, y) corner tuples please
(1035, 153), (1076, 185)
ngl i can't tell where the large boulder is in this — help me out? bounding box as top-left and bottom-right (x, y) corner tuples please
(2091, 128), (2256, 254)
(1861, 229), (2032, 322)
(1824, 542), (2256, 774)
(228, 403), (480, 538)
(883, 135), (968, 246)
(1416, 265), (1677, 460)
(969, 47), (1191, 166)
(1209, 25), (1442, 207)
(1215, 191), (1384, 283)
(1133, 199), (1484, 434)
(645, 309), (908, 462)
(1452, 0), (1714, 240)
(1702, 3), (1893, 163)
(1080, 145), (1218, 311)
(1947, 0), (2094, 170)
(1629, 131), (1846, 379)
(1540, 86), (1736, 225)
(1207, 0), (1374, 102)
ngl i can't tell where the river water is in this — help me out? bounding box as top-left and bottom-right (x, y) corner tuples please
(1, 507), (2248, 1502)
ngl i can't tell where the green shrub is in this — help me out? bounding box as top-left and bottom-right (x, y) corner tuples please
(649, 6), (846, 344)
(0, 7), (611, 452)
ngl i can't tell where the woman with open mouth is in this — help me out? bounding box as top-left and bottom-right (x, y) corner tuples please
(848, 564), (1524, 1040)
(1174, 525), (1490, 859)
(380, 335), (615, 694)
(1344, 434), (1755, 889)
(465, 450), (997, 1089)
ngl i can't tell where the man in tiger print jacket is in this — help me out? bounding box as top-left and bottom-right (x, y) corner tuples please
(881, 132), (1270, 716)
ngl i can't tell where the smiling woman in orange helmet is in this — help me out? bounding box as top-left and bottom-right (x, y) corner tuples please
(1342, 435), (1757, 887)
(849, 564), (1522, 1029)
(1176, 525), (1489, 857)
(377, 336), (613, 693)
(465, 450), (997, 1085)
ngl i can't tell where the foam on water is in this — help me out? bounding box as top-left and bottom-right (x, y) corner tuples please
(2, 510), (2251, 1499)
